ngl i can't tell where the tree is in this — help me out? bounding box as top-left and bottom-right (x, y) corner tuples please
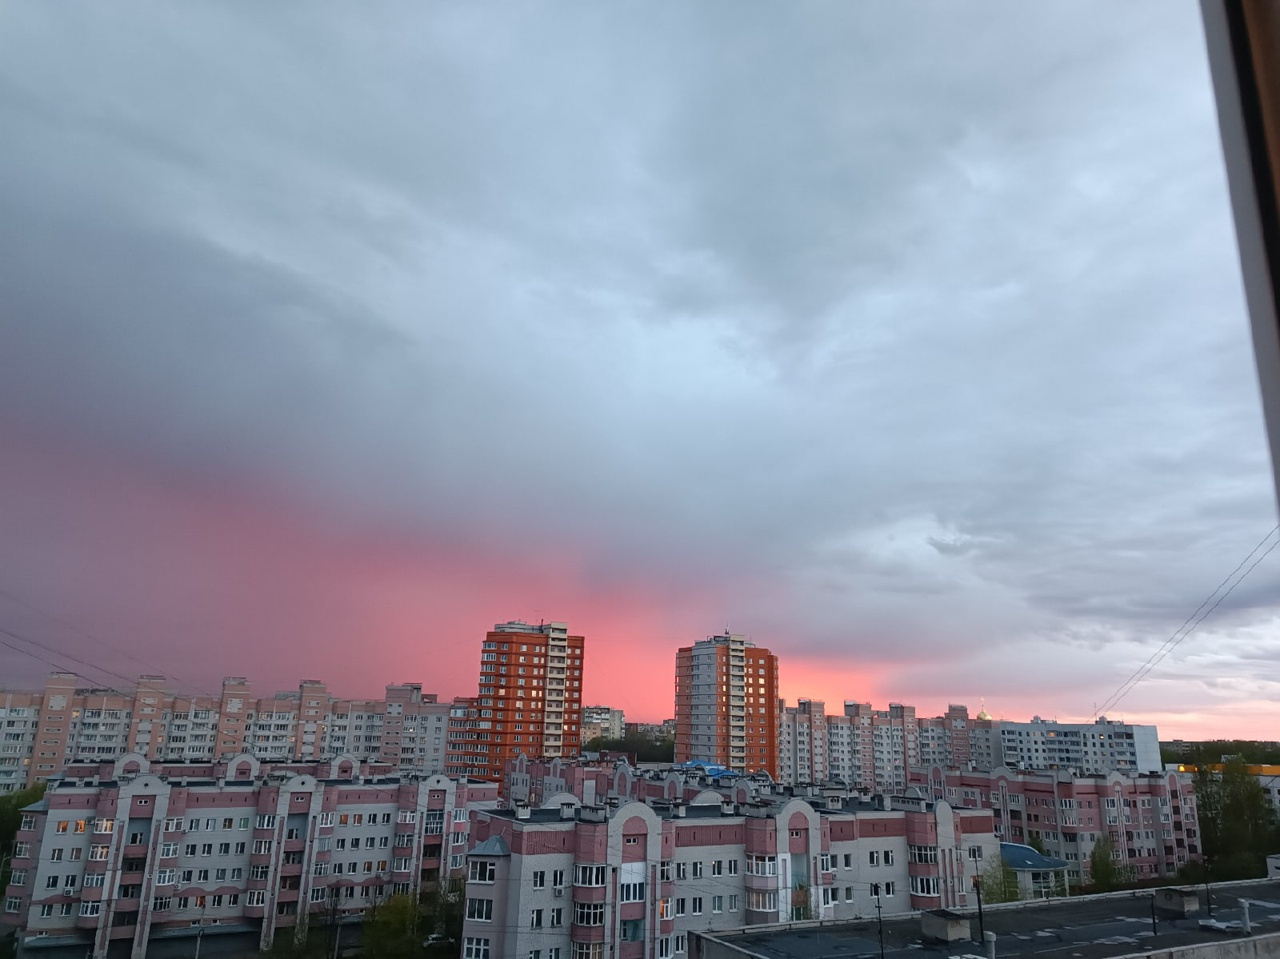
(0, 783), (47, 856)
(1088, 834), (1134, 892)
(421, 876), (464, 948)
(979, 853), (1019, 903)
(583, 733), (675, 764)
(360, 894), (422, 959)
(1026, 833), (1046, 855)
(1194, 759), (1280, 879)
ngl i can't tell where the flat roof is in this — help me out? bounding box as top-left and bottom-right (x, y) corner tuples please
(706, 879), (1280, 959)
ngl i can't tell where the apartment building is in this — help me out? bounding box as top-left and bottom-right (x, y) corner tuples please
(910, 765), (1198, 885)
(0, 673), (453, 792)
(777, 701), (918, 793)
(0, 753), (497, 958)
(969, 716), (1163, 775)
(674, 633), (778, 776)
(459, 789), (999, 959)
(775, 703), (1162, 789)
(581, 707), (625, 742)
(445, 621), (586, 788)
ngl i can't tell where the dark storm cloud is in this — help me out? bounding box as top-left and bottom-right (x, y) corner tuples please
(0, 1), (1275, 723)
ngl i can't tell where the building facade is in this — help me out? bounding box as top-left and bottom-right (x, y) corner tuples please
(910, 765), (1198, 885)
(777, 701), (919, 793)
(460, 792), (998, 959)
(674, 633), (778, 777)
(0, 673), (453, 793)
(582, 707), (626, 742)
(775, 703), (1162, 790)
(0, 754), (497, 958)
(445, 621), (586, 788)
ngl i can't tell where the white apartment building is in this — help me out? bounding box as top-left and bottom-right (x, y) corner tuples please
(0, 674), (453, 792)
(461, 792), (999, 959)
(0, 753), (498, 958)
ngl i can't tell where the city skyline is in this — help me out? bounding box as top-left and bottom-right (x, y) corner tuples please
(2, 2), (1278, 742)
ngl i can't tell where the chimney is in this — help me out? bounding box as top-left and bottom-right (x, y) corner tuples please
(560, 803), (576, 820)
(673, 802), (686, 818)
(515, 804), (531, 820)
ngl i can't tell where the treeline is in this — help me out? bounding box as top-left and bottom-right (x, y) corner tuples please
(584, 732), (675, 763)
(1161, 740), (1280, 765)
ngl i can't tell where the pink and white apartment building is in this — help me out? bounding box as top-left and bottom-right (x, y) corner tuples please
(910, 765), (1199, 884)
(1, 752), (497, 958)
(0, 672), (455, 792)
(460, 793), (999, 959)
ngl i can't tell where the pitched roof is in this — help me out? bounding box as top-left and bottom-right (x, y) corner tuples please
(1000, 842), (1068, 871)
(468, 835), (511, 857)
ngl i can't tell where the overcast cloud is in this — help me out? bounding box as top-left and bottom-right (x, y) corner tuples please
(0, 1), (1275, 737)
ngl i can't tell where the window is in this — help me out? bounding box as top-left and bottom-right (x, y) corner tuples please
(729, 894), (739, 912)
(574, 864), (606, 886)
(691, 861), (703, 879)
(910, 876), (939, 897)
(201, 843), (213, 856)
(883, 849), (895, 866)
(246, 890), (266, 906)
(234, 842), (246, 855)
(153, 896), (172, 911)
(80, 902), (101, 917)
(7, 871), (23, 887)
(908, 845), (937, 865)
(712, 895), (723, 914)
(530, 908), (544, 928)
(573, 902), (605, 926)
(675, 898), (686, 917)
(12, 843), (30, 859)
(46, 875), (60, 889)
(533, 870), (546, 888)
(883, 882), (895, 897)
(621, 919), (644, 942)
(552, 868), (565, 888)
(255, 815), (276, 829)
(397, 810), (416, 823)
(967, 845), (984, 861)
(746, 890), (778, 912)
(469, 860), (496, 883)
(727, 859), (738, 876)
(675, 935), (687, 954)
(185, 844), (198, 857)
(868, 850), (880, 866)
(161, 843), (179, 858)
(219, 843), (230, 855)
(675, 861), (687, 881)
(39, 904), (53, 918)
(691, 897), (703, 916)
(464, 938), (490, 959)
(156, 869), (175, 885)
(19, 815), (34, 831)
(658, 939), (672, 959)
(551, 907), (563, 927)
(253, 840), (273, 855)
(466, 898), (493, 921)
(89, 845), (109, 861)
(746, 855), (777, 876)
(83, 874), (104, 888)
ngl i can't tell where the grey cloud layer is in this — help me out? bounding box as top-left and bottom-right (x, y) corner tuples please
(0, 1), (1275, 714)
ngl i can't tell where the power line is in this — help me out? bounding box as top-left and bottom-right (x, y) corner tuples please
(1095, 524), (1280, 717)
(0, 585), (213, 697)
(0, 624), (145, 697)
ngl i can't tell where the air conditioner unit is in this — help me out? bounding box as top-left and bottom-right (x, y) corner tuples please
(553, 888), (564, 897)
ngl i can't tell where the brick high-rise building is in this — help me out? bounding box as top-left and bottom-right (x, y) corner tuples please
(674, 632), (778, 776)
(445, 621), (585, 788)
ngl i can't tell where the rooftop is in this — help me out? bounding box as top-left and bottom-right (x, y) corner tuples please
(705, 880), (1280, 959)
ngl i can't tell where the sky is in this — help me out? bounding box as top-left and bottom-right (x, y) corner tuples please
(0, 2), (1276, 740)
